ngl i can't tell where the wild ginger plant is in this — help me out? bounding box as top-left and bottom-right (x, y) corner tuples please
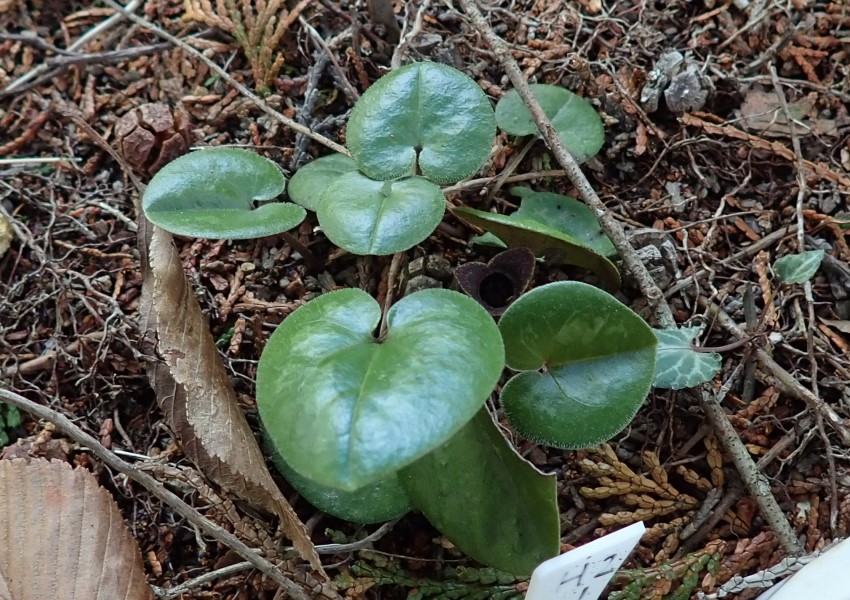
(142, 61), (671, 575)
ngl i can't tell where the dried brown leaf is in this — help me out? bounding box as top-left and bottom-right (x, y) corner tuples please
(137, 220), (321, 571)
(0, 459), (153, 600)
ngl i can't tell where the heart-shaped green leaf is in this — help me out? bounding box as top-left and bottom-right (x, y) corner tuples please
(288, 153), (358, 211)
(317, 171), (444, 255)
(511, 187), (616, 257)
(346, 62), (496, 184)
(773, 249), (825, 285)
(401, 409), (559, 576)
(499, 282), (656, 449)
(452, 206), (620, 291)
(495, 84), (605, 162)
(264, 429), (410, 524)
(257, 288), (504, 491)
(143, 147), (305, 239)
(653, 327), (721, 389)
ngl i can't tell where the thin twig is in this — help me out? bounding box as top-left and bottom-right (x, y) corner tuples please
(697, 366), (802, 555)
(702, 298), (850, 446)
(1, 0), (143, 95)
(0, 386), (313, 600)
(101, 0), (349, 157)
(484, 137), (538, 208)
(390, 0), (432, 69)
(152, 561), (255, 599)
(1, 43), (172, 96)
(442, 169), (566, 195)
(300, 19), (359, 102)
(379, 252), (405, 338)
(769, 64), (838, 531)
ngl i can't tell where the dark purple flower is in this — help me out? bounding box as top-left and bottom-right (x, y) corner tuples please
(455, 247), (536, 316)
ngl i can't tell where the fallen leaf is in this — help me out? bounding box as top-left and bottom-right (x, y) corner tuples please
(0, 459), (154, 600)
(820, 318), (850, 335)
(737, 88), (838, 138)
(137, 216), (322, 571)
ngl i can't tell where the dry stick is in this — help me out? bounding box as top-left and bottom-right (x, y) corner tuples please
(152, 562), (255, 599)
(442, 169), (566, 195)
(702, 299), (850, 446)
(390, 0), (432, 69)
(664, 225), (793, 297)
(458, 0), (804, 555)
(458, 0), (674, 329)
(379, 252), (405, 337)
(484, 136), (538, 207)
(2, 0), (143, 94)
(101, 0), (349, 157)
(769, 64), (839, 531)
(698, 366), (802, 555)
(0, 387), (312, 600)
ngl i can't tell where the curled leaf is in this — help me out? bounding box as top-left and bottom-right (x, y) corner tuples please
(138, 221), (320, 569)
(400, 409), (559, 575)
(773, 249), (825, 284)
(511, 186), (616, 257)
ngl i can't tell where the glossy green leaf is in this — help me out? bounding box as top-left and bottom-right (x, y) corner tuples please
(264, 429), (410, 524)
(143, 147), (305, 239)
(400, 409), (559, 576)
(288, 153), (358, 211)
(773, 250), (825, 284)
(495, 84), (605, 162)
(257, 288), (504, 491)
(346, 62), (496, 184)
(317, 171), (444, 255)
(511, 187), (616, 257)
(653, 327), (721, 389)
(499, 282), (656, 449)
(471, 231), (508, 248)
(452, 206), (620, 291)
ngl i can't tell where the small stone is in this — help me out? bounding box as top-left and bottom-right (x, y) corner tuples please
(664, 64), (711, 113)
(404, 275), (442, 296)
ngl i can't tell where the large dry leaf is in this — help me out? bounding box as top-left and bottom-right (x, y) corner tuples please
(136, 217), (320, 570)
(0, 459), (153, 600)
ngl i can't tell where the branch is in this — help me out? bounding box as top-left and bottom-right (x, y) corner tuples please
(0, 386), (313, 600)
(101, 0), (349, 157)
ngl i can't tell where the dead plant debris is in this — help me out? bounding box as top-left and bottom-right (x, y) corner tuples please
(1, 0), (849, 598)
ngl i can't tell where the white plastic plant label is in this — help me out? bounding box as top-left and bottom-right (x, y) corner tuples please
(526, 521), (645, 600)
